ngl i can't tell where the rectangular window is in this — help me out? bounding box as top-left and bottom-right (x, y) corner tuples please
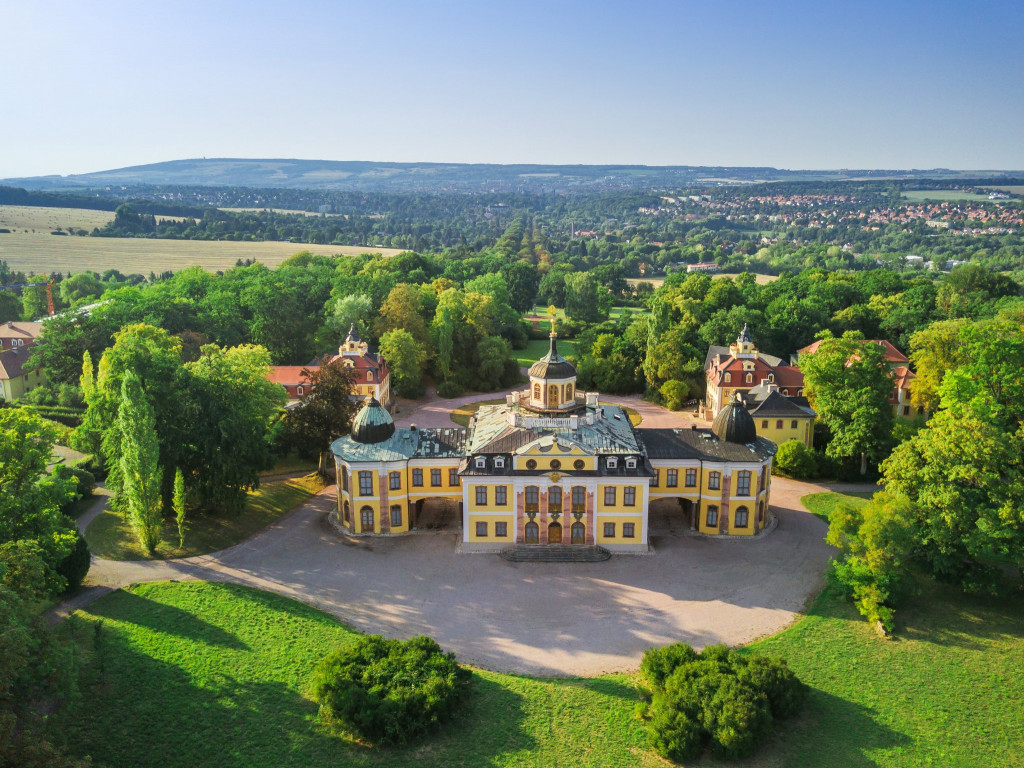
(623, 522), (635, 538)
(604, 487), (616, 506)
(685, 468), (697, 487)
(903, 405), (911, 416)
(495, 521), (508, 537)
(476, 521), (488, 537)
(776, 420), (783, 429)
(495, 485), (507, 506)
(572, 486), (586, 512)
(652, 470), (659, 487)
(389, 471), (401, 491)
(430, 468), (442, 487)
(706, 505), (719, 527)
(449, 468), (459, 486)
(358, 471), (373, 496)
(603, 522), (615, 538)
(476, 486), (487, 505)
(341, 468), (349, 492)
(666, 469), (678, 488)
(737, 471), (751, 497)
(709, 472), (720, 490)
(412, 468), (423, 487)
(790, 420), (798, 429)
(390, 505), (402, 527)
(623, 487), (636, 506)
(761, 419), (768, 428)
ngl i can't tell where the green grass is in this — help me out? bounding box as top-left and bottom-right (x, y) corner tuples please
(515, 338), (578, 367)
(57, 572), (1024, 768)
(901, 190), (994, 202)
(801, 491), (874, 522)
(84, 475), (325, 560)
(261, 452), (320, 476)
(450, 398), (641, 427)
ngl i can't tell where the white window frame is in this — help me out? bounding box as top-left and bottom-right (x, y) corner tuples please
(606, 457), (618, 469)
(475, 457), (486, 469)
(494, 456), (505, 468)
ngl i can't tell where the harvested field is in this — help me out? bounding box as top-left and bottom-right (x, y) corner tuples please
(0, 231), (401, 274)
(0, 204), (115, 232)
(625, 272), (778, 289)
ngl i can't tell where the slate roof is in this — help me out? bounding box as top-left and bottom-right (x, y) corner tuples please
(465, 403), (642, 456)
(330, 426), (468, 463)
(747, 390), (816, 418)
(638, 427), (776, 463)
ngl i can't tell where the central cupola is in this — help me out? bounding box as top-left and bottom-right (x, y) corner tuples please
(527, 322), (578, 411)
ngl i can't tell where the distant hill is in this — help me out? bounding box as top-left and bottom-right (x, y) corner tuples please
(4, 158), (1020, 193)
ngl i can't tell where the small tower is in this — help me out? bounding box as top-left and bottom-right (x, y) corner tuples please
(340, 323), (369, 357)
(527, 322), (578, 411)
(729, 323), (756, 358)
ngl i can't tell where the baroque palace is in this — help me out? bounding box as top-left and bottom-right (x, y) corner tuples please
(330, 329), (776, 553)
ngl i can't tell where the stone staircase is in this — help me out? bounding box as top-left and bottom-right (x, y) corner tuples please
(499, 544), (612, 563)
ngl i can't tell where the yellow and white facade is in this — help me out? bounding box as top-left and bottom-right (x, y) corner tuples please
(331, 333), (777, 552)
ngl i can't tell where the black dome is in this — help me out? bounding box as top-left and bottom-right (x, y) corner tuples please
(528, 334), (577, 380)
(712, 394), (757, 444)
(350, 397), (395, 444)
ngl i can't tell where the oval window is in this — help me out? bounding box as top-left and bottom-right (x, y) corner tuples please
(573, 459), (585, 470)
(526, 459), (537, 470)
(550, 459), (561, 470)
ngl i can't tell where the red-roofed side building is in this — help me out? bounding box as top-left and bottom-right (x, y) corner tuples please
(704, 324), (805, 418)
(266, 325), (391, 407)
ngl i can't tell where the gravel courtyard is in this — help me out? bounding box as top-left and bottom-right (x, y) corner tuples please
(76, 473), (845, 676)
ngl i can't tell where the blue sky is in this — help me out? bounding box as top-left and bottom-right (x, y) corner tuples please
(1, 0), (1022, 176)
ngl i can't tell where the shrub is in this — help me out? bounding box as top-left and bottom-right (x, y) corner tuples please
(641, 642), (804, 763)
(56, 531), (91, 593)
(311, 635), (471, 745)
(54, 465), (96, 506)
(773, 439), (818, 479)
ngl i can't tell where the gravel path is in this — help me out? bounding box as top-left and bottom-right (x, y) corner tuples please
(58, 469), (871, 676)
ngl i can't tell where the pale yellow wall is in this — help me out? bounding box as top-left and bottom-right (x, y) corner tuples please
(467, 514), (515, 542)
(756, 417), (814, 448)
(468, 483), (512, 511)
(595, 514), (644, 544)
(597, 484), (641, 514)
(1, 366), (45, 402)
(407, 463), (462, 498)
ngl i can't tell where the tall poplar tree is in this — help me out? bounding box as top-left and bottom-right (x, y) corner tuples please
(114, 372), (162, 553)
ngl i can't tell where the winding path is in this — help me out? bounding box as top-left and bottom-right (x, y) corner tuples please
(57, 394), (874, 676)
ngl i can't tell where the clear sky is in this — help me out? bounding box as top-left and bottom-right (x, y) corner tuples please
(2, 0), (1022, 177)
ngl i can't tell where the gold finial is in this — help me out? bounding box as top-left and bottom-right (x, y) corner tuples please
(550, 317), (557, 337)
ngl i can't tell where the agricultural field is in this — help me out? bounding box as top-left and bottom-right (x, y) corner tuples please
(0, 230), (401, 275)
(0, 204), (115, 232)
(221, 207), (345, 217)
(988, 185), (1024, 195)
(624, 273), (779, 290)
(901, 190), (994, 202)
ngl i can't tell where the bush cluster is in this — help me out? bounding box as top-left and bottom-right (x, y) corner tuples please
(311, 635), (471, 745)
(56, 531), (91, 593)
(641, 643), (804, 763)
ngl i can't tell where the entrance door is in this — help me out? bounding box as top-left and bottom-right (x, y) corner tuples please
(548, 522), (562, 544)
(571, 522), (585, 545)
(525, 521), (539, 544)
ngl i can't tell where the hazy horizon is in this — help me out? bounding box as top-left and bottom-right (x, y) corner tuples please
(3, 0), (1022, 178)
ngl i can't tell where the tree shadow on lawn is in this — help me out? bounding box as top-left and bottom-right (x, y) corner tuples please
(88, 587), (249, 650)
(895, 580), (1024, 650)
(63, 618), (534, 768)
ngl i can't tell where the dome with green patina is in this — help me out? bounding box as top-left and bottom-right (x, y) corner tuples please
(712, 393), (757, 444)
(350, 396), (395, 444)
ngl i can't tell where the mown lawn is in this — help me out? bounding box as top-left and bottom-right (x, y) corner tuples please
(84, 474), (325, 560)
(515, 338), (578, 367)
(801, 490), (874, 522)
(56, 527), (1024, 768)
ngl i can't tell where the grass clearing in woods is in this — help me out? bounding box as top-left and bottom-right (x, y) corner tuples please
(84, 474), (325, 560)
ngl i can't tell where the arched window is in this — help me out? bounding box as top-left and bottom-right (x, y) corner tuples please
(745, 372), (753, 384)
(525, 521), (539, 544)
(725, 372), (732, 383)
(571, 522), (585, 545)
(296, 386), (304, 396)
(548, 385), (559, 406)
(360, 506), (374, 532)
(768, 373), (774, 382)
(565, 383), (574, 401)
(549, 522), (562, 544)
(735, 506), (749, 528)
(367, 371), (373, 381)
(533, 383), (541, 401)
(706, 505), (719, 527)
